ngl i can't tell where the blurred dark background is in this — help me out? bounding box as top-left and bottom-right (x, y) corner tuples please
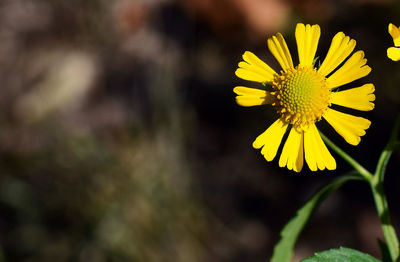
(0, 0), (400, 261)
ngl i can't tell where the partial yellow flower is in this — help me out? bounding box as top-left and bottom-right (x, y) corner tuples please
(387, 23), (400, 61)
(234, 23), (374, 172)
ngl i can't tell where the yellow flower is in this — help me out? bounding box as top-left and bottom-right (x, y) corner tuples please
(387, 23), (400, 61)
(234, 23), (375, 172)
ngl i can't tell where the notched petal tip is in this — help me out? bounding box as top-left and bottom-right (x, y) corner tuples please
(242, 51), (253, 59)
(252, 119), (288, 161)
(323, 109), (371, 146)
(362, 65), (372, 75)
(330, 83), (376, 112)
(238, 61), (247, 68)
(304, 124), (336, 172)
(296, 23), (321, 66)
(296, 23), (305, 30)
(237, 51), (277, 82)
(326, 159), (337, 171)
(326, 49), (371, 89)
(267, 31), (294, 71)
(318, 31), (357, 77)
(312, 24), (321, 34)
(279, 129), (304, 172)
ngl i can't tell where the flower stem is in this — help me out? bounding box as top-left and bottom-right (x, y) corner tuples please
(321, 129), (400, 262)
(369, 116), (400, 261)
(319, 132), (373, 181)
(370, 178), (399, 261)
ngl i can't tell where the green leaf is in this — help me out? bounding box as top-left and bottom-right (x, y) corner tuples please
(269, 175), (363, 262)
(300, 247), (381, 262)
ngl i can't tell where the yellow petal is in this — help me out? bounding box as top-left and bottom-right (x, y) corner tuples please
(234, 86), (269, 96)
(253, 118), (288, 161)
(387, 47), (400, 61)
(330, 84), (375, 111)
(318, 32), (356, 76)
(235, 68), (269, 83)
(304, 124), (336, 171)
(389, 23), (400, 46)
(233, 86), (274, 107)
(323, 108), (371, 145)
(235, 51), (277, 83)
(326, 51), (371, 89)
(238, 61), (272, 79)
(295, 23), (321, 67)
(279, 128), (304, 172)
(267, 33), (294, 72)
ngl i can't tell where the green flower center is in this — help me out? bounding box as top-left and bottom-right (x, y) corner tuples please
(272, 66), (331, 130)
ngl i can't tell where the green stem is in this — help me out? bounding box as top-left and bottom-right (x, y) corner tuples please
(369, 117), (400, 262)
(320, 132), (373, 181)
(370, 178), (399, 262)
(321, 130), (400, 261)
(371, 147), (399, 261)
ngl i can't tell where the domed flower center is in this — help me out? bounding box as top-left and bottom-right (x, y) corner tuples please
(271, 66), (331, 130)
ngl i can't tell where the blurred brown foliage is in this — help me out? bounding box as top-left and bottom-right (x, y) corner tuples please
(0, 0), (400, 262)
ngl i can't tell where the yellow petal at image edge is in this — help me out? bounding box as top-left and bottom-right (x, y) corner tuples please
(330, 84), (375, 111)
(279, 128), (304, 172)
(389, 23), (400, 46)
(323, 108), (371, 146)
(387, 47), (400, 61)
(304, 124), (336, 171)
(253, 119), (288, 161)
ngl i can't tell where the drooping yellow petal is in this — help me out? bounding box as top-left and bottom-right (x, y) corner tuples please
(387, 47), (400, 61)
(304, 124), (336, 171)
(253, 118), (288, 161)
(389, 23), (400, 46)
(279, 128), (304, 172)
(233, 86), (274, 107)
(295, 23), (321, 67)
(323, 108), (371, 145)
(267, 33), (294, 72)
(318, 32), (356, 76)
(235, 51), (277, 83)
(331, 84), (375, 111)
(326, 51), (371, 89)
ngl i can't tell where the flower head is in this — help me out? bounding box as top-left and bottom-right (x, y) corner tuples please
(234, 23), (375, 172)
(387, 23), (400, 61)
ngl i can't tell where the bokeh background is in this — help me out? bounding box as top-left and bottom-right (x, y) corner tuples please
(1, 0), (400, 261)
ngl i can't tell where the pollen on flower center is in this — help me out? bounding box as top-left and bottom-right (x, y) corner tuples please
(271, 66), (331, 130)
